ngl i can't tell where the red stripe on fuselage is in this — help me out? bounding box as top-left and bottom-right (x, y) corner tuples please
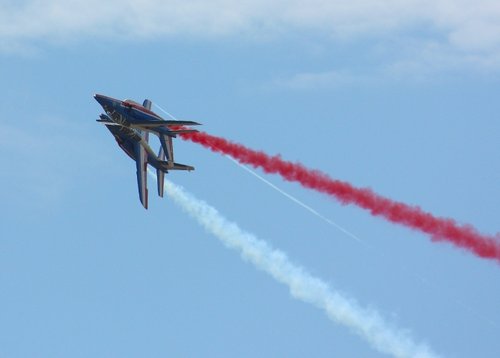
(122, 100), (162, 119)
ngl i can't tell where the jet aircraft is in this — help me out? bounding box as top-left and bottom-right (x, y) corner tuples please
(95, 94), (199, 209)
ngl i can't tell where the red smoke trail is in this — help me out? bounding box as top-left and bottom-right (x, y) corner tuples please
(180, 130), (500, 264)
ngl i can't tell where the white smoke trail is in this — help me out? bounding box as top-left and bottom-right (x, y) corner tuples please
(153, 102), (178, 120)
(161, 177), (441, 358)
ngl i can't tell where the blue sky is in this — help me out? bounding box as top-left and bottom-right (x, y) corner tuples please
(1, 1), (499, 357)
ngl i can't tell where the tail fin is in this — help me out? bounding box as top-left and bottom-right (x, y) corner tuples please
(157, 147), (166, 197)
(134, 129), (149, 209)
(143, 99), (152, 110)
(159, 134), (174, 165)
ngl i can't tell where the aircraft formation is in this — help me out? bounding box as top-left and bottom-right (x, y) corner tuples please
(94, 94), (200, 209)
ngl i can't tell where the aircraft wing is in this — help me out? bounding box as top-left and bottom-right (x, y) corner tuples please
(131, 120), (201, 128)
(133, 137), (148, 209)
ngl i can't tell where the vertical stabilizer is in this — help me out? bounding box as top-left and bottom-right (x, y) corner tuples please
(157, 147), (166, 197)
(143, 99), (152, 110)
(134, 129), (149, 209)
(159, 134), (174, 166)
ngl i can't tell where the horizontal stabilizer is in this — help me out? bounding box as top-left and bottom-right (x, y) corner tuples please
(133, 120), (201, 128)
(171, 162), (195, 171)
(157, 160), (194, 171)
(169, 129), (199, 135)
(164, 120), (201, 126)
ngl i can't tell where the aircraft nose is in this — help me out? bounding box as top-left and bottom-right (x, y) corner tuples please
(94, 93), (103, 103)
(94, 93), (112, 107)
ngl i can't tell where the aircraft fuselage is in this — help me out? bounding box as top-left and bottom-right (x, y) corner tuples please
(104, 124), (167, 172)
(94, 93), (164, 126)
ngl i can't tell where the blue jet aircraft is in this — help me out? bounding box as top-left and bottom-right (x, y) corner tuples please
(95, 94), (199, 209)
